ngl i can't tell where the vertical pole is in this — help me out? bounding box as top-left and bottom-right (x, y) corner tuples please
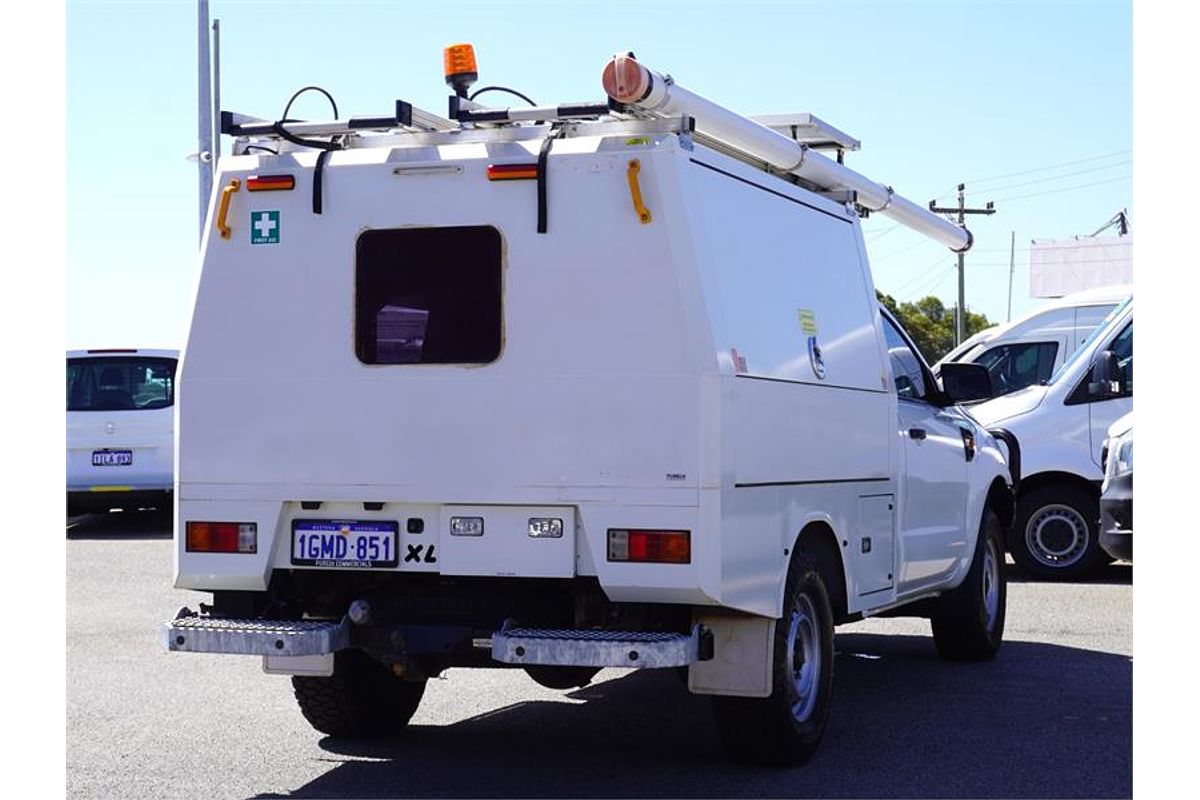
(956, 183), (966, 346)
(212, 19), (221, 166)
(198, 0), (213, 244)
(1007, 230), (1015, 322)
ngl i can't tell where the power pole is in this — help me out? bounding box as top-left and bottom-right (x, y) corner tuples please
(1007, 230), (1015, 322)
(929, 184), (995, 345)
(198, 0), (213, 243)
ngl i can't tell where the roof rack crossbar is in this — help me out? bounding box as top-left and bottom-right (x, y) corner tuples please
(220, 100), (457, 140)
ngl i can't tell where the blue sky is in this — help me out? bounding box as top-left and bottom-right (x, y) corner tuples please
(66, 0), (1131, 349)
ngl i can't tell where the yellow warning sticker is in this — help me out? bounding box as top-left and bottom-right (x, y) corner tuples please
(625, 137), (650, 146)
(797, 309), (818, 335)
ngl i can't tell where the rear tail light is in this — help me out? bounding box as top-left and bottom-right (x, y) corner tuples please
(186, 522), (257, 553)
(246, 174), (295, 192)
(487, 163), (539, 181)
(607, 529), (691, 564)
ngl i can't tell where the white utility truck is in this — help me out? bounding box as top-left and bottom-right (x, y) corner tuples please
(165, 47), (1016, 765)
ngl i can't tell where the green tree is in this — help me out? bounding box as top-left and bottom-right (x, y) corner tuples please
(876, 290), (992, 363)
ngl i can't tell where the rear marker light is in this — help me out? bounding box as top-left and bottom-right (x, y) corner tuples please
(528, 518), (564, 538)
(607, 529), (691, 564)
(246, 174), (295, 192)
(450, 516), (484, 537)
(186, 522), (257, 554)
(487, 163), (539, 181)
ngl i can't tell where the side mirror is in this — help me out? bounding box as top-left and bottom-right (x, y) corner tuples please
(940, 362), (994, 404)
(1088, 350), (1120, 398)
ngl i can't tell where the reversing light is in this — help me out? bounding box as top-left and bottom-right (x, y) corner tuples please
(528, 518), (564, 539)
(186, 522), (257, 553)
(450, 516), (484, 537)
(607, 529), (691, 564)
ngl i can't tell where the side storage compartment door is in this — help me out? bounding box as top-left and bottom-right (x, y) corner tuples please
(855, 494), (895, 598)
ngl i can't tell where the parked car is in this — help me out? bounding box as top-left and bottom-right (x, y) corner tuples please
(67, 349), (179, 516)
(1099, 412), (1133, 562)
(970, 297), (1132, 579)
(934, 284), (1130, 399)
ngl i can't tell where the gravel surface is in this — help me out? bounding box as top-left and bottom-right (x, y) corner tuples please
(67, 512), (1131, 799)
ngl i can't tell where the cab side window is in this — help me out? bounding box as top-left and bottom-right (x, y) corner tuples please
(1067, 322), (1132, 404)
(974, 341), (1058, 394)
(1108, 323), (1133, 395)
(882, 316), (927, 401)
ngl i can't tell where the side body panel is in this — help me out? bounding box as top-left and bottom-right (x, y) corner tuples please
(678, 153), (898, 618)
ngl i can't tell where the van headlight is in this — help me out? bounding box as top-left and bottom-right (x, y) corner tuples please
(1112, 435), (1133, 476)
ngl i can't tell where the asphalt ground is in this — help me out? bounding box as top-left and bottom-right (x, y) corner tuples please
(66, 511), (1132, 799)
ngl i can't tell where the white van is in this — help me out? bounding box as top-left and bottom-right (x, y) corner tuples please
(66, 349), (179, 516)
(970, 297), (1132, 578)
(934, 285), (1130, 398)
(163, 49), (1015, 765)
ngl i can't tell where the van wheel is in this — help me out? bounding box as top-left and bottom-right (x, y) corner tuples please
(292, 649), (426, 737)
(1011, 484), (1104, 580)
(711, 550), (835, 765)
(524, 665), (601, 690)
(932, 510), (1006, 661)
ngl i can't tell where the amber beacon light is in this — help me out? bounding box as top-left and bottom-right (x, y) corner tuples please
(443, 43), (478, 97)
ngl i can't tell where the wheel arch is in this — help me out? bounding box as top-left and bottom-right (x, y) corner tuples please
(1017, 470), (1101, 502)
(986, 476), (1015, 531)
(791, 520), (849, 624)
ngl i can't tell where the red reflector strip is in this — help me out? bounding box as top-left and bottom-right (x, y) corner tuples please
(487, 163), (539, 181)
(186, 522), (257, 553)
(607, 529), (691, 564)
(246, 174), (296, 192)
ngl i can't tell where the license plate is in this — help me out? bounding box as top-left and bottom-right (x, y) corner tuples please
(291, 520), (399, 568)
(92, 450), (132, 466)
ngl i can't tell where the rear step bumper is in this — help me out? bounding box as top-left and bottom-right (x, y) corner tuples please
(491, 624), (712, 668)
(163, 610), (351, 657)
(163, 610), (713, 669)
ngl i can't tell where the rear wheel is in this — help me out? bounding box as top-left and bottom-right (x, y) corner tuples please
(932, 509), (1006, 661)
(1011, 484), (1105, 580)
(711, 550), (835, 765)
(292, 649), (426, 737)
(523, 665), (600, 690)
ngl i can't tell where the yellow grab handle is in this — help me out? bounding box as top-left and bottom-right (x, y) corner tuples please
(217, 178), (241, 240)
(626, 159), (652, 225)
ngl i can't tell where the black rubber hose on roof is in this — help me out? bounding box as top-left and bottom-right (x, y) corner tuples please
(468, 85), (537, 106)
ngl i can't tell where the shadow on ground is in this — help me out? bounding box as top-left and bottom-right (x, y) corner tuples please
(66, 510), (172, 540)
(251, 634), (1131, 799)
(1005, 561), (1132, 586)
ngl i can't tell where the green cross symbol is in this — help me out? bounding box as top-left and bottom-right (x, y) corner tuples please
(250, 210), (280, 244)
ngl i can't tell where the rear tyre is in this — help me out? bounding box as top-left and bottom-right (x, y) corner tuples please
(1011, 484), (1105, 580)
(932, 510), (1006, 661)
(524, 665), (601, 690)
(711, 550), (835, 765)
(292, 649), (426, 737)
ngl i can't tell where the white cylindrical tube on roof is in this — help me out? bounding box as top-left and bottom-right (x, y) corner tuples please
(601, 54), (972, 252)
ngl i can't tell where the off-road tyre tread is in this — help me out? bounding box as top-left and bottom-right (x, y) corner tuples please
(292, 649), (425, 738)
(931, 510), (1006, 661)
(711, 549), (835, 766)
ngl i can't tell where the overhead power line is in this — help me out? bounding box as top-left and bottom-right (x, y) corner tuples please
(992, 174), (1131, 203)
(963, 149), (1132, 187)
(977, 160), (1132, 196)
(929, 148), (1133, 203)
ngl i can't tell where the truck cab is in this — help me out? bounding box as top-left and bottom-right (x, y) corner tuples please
(970, 297), (1132, 578)
(164, 47), (1014, 766)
